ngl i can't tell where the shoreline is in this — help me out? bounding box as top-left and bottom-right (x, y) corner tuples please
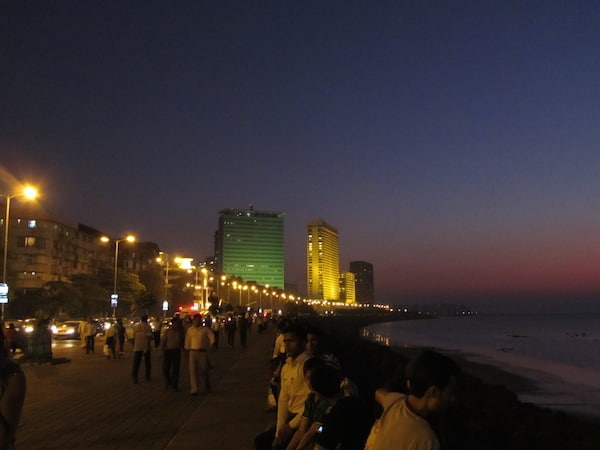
(307, 313), (600, 450)
(396, 344), (600, 421)
(361, 315), (600, 421)
(389, 344), (539, 394)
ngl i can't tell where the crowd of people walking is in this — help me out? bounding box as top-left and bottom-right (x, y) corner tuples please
(0, 309), (461, 450)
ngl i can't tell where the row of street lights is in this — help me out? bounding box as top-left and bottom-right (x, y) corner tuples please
(1, 184), (297, 317)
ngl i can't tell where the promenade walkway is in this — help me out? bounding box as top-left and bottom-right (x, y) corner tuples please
(17, 325), (276, 449)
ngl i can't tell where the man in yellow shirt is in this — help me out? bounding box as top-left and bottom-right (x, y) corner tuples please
(364, 350), (460, 450)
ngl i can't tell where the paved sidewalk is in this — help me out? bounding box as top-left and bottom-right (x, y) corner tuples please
(17, 326), (277, 449)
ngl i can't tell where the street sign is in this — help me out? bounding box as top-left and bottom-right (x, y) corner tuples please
(111, 294), (118, 307)
(0, 283), (8, 304)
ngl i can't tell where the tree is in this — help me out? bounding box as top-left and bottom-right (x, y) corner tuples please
(138, 266), (164, 303)
(71, 272), (110, 317)
(41, 281), (81, 318)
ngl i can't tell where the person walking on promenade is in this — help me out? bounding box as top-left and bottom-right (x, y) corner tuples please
(0, 331), (26, 449)
(83, 318), (97, 354)
(255, 324), (310, 450)
(225, 314), (237, 348)
(184, 314), (215, 395)
(150, 316), (161, 349)
(116, 318), (127, 357)
(78, 320), (86, 351)
(5, 324), (17, 356)
(104, 322), (117, 359)
(131, 315), (153, 384)
(161, 317), (185, 391)
(225, 315), (237, 348)
(210, 317), (222, 349)
(238, 314), (249, 348)
(363, 350), (460, 450)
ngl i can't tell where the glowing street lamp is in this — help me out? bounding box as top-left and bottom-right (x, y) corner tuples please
(101, 234), (135, 318)
(156, 252), (170, 316)
(1, 185), (38, 315)
(218, 275), (226, 300)
(201, 268), (208, 309)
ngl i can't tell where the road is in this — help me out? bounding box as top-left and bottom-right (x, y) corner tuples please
(17, 328), (276, 449)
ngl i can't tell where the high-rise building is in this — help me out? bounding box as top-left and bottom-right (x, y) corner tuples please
(340, 271), (356, 303)
(350, 260), (374, 304)
(216, 207), (285, 289)
(307, 219), (339, 301)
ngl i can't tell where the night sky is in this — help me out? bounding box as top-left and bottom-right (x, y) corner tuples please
(2, 1), (600, 313)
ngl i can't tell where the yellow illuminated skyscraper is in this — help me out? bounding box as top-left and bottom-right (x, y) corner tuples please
(340, 271), (356, 303)
(307, 219), (339, 301)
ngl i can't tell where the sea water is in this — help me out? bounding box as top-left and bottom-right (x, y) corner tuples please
(363, 314), (600, 418)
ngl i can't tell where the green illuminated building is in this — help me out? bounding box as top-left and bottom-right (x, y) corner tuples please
(216, 207), (285, 289)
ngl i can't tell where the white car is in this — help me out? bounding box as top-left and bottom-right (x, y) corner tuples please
(52, 321), (82, 340)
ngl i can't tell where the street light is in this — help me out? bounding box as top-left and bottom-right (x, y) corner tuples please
(201, 268), (208, 309)
(218, 275), (226, 299)
(156, 252), (170, 316)
(1, 185), (38, 316)
(234, 283), (246, 307)
(101, 234), (135, 318)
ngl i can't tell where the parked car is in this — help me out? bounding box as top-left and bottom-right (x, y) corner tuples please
(51, 321), (82, 340)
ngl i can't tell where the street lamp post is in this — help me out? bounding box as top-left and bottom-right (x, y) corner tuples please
(1, 186), (38, 316)
(101, 234), (135, 318)
(157, 252), (169, 317)
(265, 284), (270, 310)
(218, 275), (226, 300)
(201, 268), (208, 310)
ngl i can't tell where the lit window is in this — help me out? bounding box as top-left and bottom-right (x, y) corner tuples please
(28, 220), (36, 228)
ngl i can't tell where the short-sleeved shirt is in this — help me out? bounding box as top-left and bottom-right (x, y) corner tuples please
(133, 322), (152, 352)
(363, 393), (440, 450)
(314, 396), (373, 450)
(302, 392), (331, 424)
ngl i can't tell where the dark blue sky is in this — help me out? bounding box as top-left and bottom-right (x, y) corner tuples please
(2, 1), (600, 312)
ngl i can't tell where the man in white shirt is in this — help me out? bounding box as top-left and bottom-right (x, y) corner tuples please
(255, 324), (310, 450)
(184, 314), (215, 395)
(131, 315), (153, 383)
(364, 350), (460, 450)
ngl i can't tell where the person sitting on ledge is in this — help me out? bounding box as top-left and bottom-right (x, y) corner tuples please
(364, 349), (460, 450)
(255, 324), (310, 450)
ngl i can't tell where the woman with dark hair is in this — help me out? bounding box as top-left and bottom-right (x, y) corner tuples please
(0, 331), (26, 449)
